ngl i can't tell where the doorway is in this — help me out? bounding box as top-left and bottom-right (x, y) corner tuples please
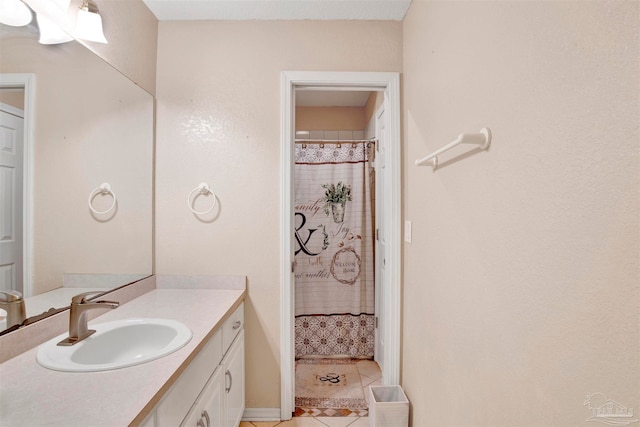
(0, 74), (35, 298)
(280, 71), (401, 420)
(293, 89), (379, 417)
(0, 102), (24, 295)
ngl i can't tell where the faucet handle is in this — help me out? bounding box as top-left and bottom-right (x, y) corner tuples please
(71, 291), (105, 304)
(0, 290), (23, 302)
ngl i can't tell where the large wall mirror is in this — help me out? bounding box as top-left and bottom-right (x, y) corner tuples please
(0, 23), (153, 334)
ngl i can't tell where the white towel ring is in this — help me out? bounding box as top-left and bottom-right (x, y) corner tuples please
(88, 183), (117, 215)
(187, 182), (217, 215)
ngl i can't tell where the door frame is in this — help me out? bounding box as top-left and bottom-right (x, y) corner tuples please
(0, 73), (35, 297)
(280, 71), (401, 420)
(373, 101), (386, 369)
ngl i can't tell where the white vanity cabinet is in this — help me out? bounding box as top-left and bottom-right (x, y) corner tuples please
(181, 365), (224, 427)
(152, 303), (245, 427)
(181, 330), (244, 427)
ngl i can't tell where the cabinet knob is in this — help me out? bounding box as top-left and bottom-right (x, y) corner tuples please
(232, 320), (242, 330)
(202, 410), (210, 427)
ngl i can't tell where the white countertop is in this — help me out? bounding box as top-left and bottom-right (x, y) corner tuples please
(0, 288), (245, 426)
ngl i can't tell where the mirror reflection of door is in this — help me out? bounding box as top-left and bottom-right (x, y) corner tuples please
(0, 99), (25, 294)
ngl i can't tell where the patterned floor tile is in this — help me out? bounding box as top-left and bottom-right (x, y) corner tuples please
(294, 358), (378, 420)
(295, 407), (368, 417)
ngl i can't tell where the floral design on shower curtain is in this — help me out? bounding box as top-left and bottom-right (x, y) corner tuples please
(294, 142), (375, 358)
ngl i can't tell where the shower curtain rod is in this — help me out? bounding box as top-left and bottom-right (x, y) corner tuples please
(294, 138), (377, 144)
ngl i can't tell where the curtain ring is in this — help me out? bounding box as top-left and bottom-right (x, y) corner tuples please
(88, 183), (116, 215)
(187, 182), (217, 215)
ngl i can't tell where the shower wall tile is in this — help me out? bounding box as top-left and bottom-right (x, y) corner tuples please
(338, 130), (354, 140)
(309, 130), (324, 140)
(298, 130), (368, 141)
(323, 130), (339, 140)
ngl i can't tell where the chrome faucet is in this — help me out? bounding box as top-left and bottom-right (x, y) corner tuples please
(58, 291), (119, 346)
(0, 291), (26, 329)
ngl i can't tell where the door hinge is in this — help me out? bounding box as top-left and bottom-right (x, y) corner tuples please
(376, 228), (379, 241)
(375, 316), (379, 329)
(291, 261), (295, 273)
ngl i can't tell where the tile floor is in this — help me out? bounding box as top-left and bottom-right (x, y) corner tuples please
(240, 360), (381, 427)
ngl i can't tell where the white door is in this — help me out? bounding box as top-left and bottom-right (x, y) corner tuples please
(374, 102), (385, 373)
(0, 105), (24, 293)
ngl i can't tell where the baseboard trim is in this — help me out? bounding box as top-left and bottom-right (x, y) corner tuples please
(242, 408), (282, 421)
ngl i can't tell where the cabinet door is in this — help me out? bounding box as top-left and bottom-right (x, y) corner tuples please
(200, 367), (224, 427)
(181, 403), (203, 427)
(223, 330), (244, 427)
(157, 331), (223, 427)
(181, 367), (224, 427)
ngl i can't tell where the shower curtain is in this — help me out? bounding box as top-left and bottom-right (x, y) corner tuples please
(294, 141), (375, 359)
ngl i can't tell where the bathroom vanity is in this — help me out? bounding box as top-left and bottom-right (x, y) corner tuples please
(0, 280), (246, 427)
(144, 302), (245, 427)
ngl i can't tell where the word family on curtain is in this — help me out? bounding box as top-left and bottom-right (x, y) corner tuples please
(294, 141), (375, 359)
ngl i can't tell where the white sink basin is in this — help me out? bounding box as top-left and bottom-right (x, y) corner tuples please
(36, 318), (192, 372)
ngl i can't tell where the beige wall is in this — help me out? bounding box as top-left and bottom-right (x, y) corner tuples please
(79, 0), (158, 95)
(402, 1), (639, 426)
(0, 89), (25, 110)
(296, 106), (366, 131)
(0, 35), (153, 295)
(363, 91), (382, 126)
(155, 20), (402, 409)
(22, 0), (158, 95)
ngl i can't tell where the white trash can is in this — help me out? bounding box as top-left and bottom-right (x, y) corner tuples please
(368, 385), (409, 427)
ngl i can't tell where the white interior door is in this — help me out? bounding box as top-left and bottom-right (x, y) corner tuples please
(374, 103), (386, 373)
(0, 105), (24, 293)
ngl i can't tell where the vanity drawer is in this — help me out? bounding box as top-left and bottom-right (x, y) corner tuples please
(156, 329), (223, 427)
(222, 303), (244, 354)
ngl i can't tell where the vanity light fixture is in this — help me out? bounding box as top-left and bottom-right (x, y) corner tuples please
(36, 0), (72, 45)
(75, 0), (107, 44)
(37, 13), (73, 44)
(0, 0), (32, 27)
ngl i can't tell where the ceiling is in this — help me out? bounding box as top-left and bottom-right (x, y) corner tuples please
(142, 0), (412, 21)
